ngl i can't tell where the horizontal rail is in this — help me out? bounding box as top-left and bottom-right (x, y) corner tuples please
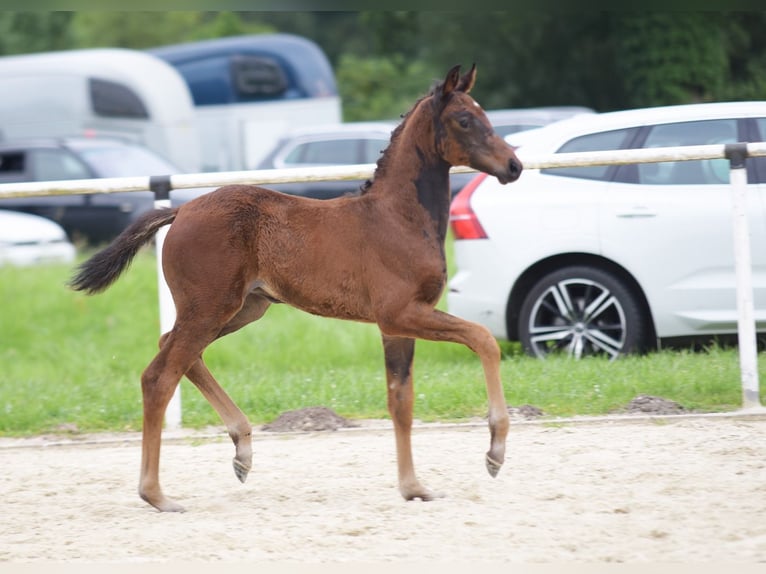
(1, 141), (766, 199)
(2, 140), (763, 424)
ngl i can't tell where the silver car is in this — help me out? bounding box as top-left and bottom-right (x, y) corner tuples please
(255, 122), (396, 199)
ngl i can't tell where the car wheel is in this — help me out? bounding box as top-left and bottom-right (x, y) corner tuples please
(518, 266), (646, 360)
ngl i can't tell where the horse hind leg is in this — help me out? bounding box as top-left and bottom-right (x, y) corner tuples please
(139, 294), (269, 512)
(139, 329), (215, 512)
(185, 359), (253, 483)
(382, 335), (442, 501)
(183, 294), (272, 485)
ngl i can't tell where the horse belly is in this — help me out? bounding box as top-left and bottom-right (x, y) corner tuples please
(255, 272), (374, 323)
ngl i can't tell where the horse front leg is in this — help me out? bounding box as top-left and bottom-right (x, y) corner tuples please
(381, 335), (439, 501)
(381, 306), (510, 480)
(475, 330), (509, 477)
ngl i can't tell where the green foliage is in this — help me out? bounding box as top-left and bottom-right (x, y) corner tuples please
(613, 13), (727, 107)
(336, 54), (435, 121)
(0, 12), (76, 55)
(2, 11), (766, 112)
(717, 13), (766, 101)
(69, 12), (273, 50)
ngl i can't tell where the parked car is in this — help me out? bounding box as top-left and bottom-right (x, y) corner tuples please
(484, 106), (595, 138)
(448, 106), (598, 192)
(0, 137), (180, 243)
(0, 209), (76, 266)
(254, 121), (397, 199)
(448, 101), (766, 359)
(255, 109), (595, 200)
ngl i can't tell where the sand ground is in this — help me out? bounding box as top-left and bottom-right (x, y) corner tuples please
(1, 412), (765, 564)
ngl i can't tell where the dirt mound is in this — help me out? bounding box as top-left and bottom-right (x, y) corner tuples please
(261, 406), (359, 432)
(621, 394), (688, 415)
(507, 404), (545, 419)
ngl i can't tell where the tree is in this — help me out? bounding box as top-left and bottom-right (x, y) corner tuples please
(69, 12), (273, 50)
(336, 54), (434, 121)
(0, 12), (76, 55)
(1, 11), (765, 116)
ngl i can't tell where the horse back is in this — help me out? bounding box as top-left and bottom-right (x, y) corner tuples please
(164, 184), (446, 322)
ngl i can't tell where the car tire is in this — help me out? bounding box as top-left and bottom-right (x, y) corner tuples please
(518, 266), (647, 360)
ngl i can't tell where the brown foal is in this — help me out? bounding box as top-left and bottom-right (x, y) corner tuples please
(70, 64), (523, 512)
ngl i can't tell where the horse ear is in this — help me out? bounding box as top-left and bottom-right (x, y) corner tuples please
(440, 65), (462, 99)
(457, 63), (477, 93)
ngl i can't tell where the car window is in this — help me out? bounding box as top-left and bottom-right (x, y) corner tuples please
(283, 139), (361, 165)
(30, 149), (92, 181)
(637, 119), (737, 185)
(0, 151), (26, 181)
(76, 145), (179, 177)
(362, 138), (389, 163)
(493, 124), (544, 138)
(175, 55), (232, 106)
(542, 128), (635, 181)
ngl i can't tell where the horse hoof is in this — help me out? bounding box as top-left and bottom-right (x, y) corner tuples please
(159, 500), (187, 513)
(485, 453), (503, 478)
(404, 490), (444, 502)
(232, 457), (251, 483)
(401, 485), (445, 502)
(140, 492), (186, 513)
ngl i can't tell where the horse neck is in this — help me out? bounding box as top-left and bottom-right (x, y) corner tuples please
(370, 102), (452, 242)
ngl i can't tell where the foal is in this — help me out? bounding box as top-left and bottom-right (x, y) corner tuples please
(70, 64), (523, 512)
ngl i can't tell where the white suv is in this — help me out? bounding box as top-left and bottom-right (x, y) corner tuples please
(447, 101), (766, 359)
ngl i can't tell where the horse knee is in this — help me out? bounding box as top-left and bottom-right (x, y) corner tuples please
(468, 324), (500, 360)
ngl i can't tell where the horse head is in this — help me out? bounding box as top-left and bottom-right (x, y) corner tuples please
(432, 64), (523, 184)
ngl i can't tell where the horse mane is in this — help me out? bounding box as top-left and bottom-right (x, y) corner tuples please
(360, 79), (444, 194)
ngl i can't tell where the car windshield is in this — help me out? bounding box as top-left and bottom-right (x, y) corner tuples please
(77, 145), (179, 178)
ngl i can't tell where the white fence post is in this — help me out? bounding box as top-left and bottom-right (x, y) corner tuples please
(725, 144), (761, 410)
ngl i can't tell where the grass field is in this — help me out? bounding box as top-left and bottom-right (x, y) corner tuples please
(0, 247), (760, 436)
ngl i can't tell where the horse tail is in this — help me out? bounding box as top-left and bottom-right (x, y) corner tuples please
(69, 208), (178, 295)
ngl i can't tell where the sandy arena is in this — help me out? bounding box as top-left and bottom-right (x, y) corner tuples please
(1, 412), (765, 564)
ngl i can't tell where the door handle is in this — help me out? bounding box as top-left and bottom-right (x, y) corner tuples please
(616, 206), (656, 219)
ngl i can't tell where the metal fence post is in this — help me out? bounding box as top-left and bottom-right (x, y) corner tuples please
(725, 144), (762, 410)
(149, 176), (182, 429)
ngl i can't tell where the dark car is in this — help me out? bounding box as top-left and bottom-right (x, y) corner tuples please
(0, 137), (179, 243)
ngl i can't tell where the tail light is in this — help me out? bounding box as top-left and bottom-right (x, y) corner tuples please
(449, 173), (488, 239)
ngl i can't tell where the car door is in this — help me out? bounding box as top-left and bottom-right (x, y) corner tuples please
(599, 117), (766, 339)
(751, 117), (766, 330)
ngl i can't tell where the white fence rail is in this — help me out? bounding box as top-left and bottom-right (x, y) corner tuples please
(2, 141), (765, 428)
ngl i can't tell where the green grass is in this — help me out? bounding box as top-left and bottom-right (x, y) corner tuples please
(0, 248), (760, 436)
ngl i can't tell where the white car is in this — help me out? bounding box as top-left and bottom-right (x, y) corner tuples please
(447, 101), (766, 359)
(0, 209), (76, 266)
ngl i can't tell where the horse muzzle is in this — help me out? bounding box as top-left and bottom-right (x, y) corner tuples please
(496, 157), (523, 184)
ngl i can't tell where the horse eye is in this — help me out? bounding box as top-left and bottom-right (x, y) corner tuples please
(458, 118), (470, 129)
